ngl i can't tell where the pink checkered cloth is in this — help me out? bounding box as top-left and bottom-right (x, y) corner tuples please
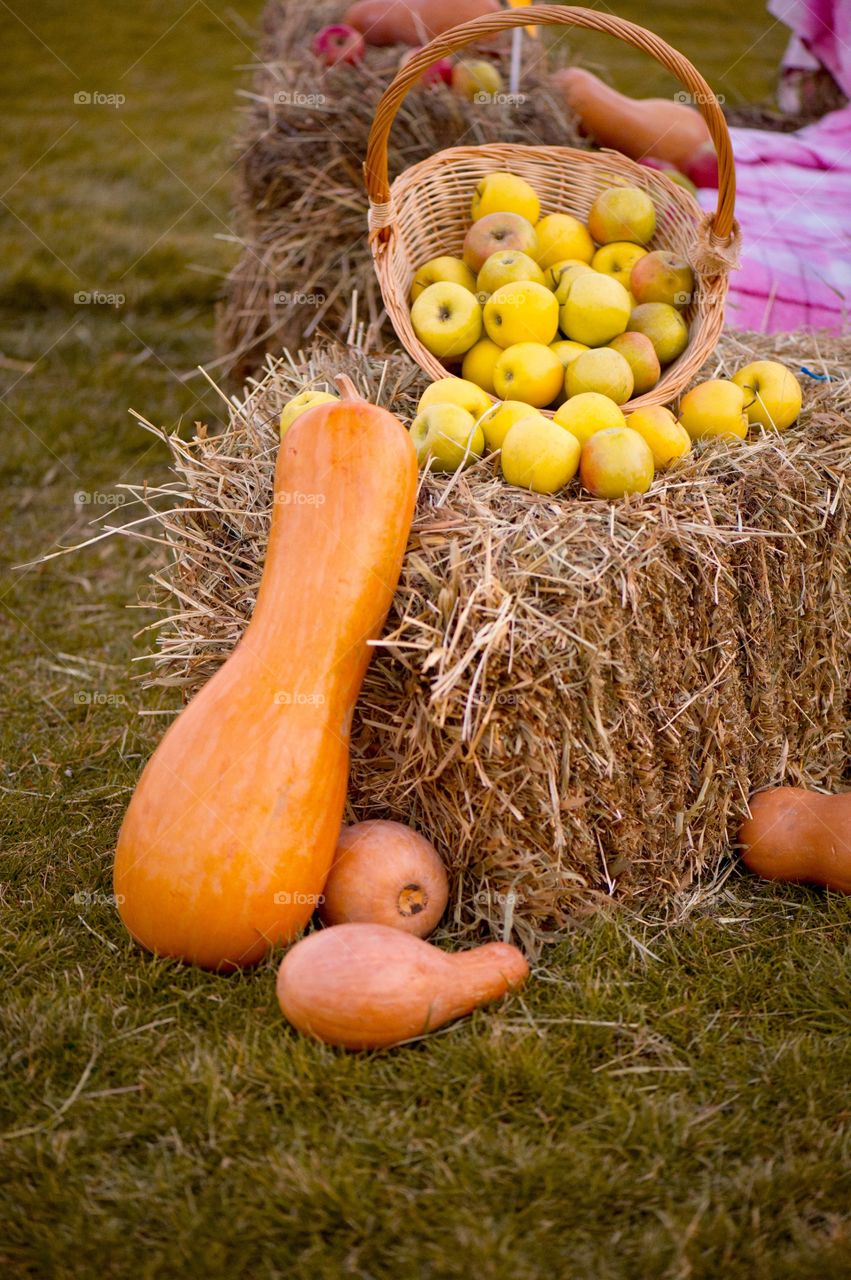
(698, 104), (851, 333)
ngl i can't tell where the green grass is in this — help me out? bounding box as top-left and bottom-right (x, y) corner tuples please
(1, 2), (848, 1277)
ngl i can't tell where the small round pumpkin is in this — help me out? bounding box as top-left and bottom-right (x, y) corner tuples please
(319, 819), (449, 938)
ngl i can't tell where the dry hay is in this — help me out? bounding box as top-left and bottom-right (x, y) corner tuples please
(119, 332), (851, 951)
(218, 0), (583, 382)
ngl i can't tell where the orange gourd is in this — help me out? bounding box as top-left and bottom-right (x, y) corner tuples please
(319, 819), (448, 936)
(344, 0), (499, 46)
(553, 67), (711, 172)
(739, 787), (851, 894)
(113, 378), (418, 970)
(276, 923), (529, 1049)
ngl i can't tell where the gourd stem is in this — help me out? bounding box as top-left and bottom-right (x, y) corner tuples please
(334, 373), (361, 401)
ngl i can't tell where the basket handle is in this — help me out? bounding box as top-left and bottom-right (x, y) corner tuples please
(365, 4), (736, 248)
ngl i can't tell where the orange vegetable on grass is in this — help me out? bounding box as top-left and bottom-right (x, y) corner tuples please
(276, 923), (529, 1049)
(553, 67), (711, 172)
(320, 819), (448, 937)
(113, 377), (418, 970)
(739, 787), (851, 894)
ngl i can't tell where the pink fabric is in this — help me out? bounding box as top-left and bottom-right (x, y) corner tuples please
(768, 0), (851, 95)
(698, 104), (851, 332)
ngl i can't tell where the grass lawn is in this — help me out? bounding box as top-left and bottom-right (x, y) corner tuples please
(1, 2), (848, 1277)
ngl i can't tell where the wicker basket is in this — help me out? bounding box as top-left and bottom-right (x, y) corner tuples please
(365, 5), (740, 413)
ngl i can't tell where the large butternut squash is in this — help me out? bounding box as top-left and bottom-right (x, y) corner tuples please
(276, 923), (529, 1049)
(113, 378), (418, 970)
(553, 68), (711, 172)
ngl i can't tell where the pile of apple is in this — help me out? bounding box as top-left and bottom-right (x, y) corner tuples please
(403, 170), (802, 497)
(407, 356), (802, 500)
(311, 21), (504, 102)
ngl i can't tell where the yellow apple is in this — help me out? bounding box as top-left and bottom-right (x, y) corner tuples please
(559, 272), (631, 347)
(554, 392), (626, 445)
(549, 339), (589, 406)
(481, 398), (541, 450)
(280, 390), (337, 438)
(411, 282), (482, 359)
(628, 302), (689, 365)
(545, 258), (593, 291)
(731, 360), (802, 431)
(607, 332), (660, 396)
(678, 379), (748, 441)
(566, 348), (634, 405)
(580, 426), (655, 499)
(550, 339), (589, 370)
(493, 342), (564, 407)
(587, 185), (656, 246)
(625, 404), (691, 468)
(551, 262), (597, 305)
(484, 280), (559, 348)
(409, 403), (484, 472)
(463, 212), (538, 273)
(410, 256), (477, 302)
(418, 377), (491, 421)
(630, 250), (694, 309)
(534, 213), (594, 269)
(471, 171), (540, 225)
(452, 60), (503, 102)
(462, 338), (503, 395)
(477, 250), (545, 297)
(591, 242), (647, 290)
(501, 415), (581, 494)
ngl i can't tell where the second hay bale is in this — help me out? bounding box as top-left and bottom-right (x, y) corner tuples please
(218, 0), (583, 379)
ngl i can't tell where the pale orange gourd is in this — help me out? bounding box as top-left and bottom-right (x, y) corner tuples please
(344, 0), (499, 46)
(319, 819), (448, 937)
(553, 67), (711, 172)
(739, 787), (851, 894)
(113, 378), (418, 970)
(276, 923), (529, 1049)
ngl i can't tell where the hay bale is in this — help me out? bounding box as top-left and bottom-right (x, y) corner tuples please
(217, 0), (583, 381)
(124, 334), (851, 950)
